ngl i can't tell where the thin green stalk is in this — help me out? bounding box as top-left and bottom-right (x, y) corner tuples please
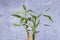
(32, 31), (36, 40)
(32, 19), (36, 40)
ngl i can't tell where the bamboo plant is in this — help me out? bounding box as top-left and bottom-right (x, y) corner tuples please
(29, 7), (53, 40)
(12, 5), (33, 40)
(12, 5), (53, 40)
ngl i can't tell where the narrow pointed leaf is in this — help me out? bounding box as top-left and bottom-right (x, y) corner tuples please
(23, 5), (26, 11)
(13, 23), (21, 26)
(36, 20), (40, 27)
(43, 15), (53, 22)
(28, 17), (31, 21)
(35, 31), (40, 34)
(15, 11), (26, 14)
(45, 7), (51, 12)
(30, 13), (37, 19)
(44, 24), (50, 26)
(20, 18), (25, 23)
(12, 14), (22, 18)
(27, 9), (34, 13)
(37, 13), (42, 18)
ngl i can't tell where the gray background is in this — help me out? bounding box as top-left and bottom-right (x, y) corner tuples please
(0, 0), (60, 40)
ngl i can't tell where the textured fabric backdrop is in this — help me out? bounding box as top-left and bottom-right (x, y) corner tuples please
(0, 0), (60, 40)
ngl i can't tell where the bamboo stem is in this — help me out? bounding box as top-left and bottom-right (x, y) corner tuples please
(32, 34), (35, 40)
(32, 32), (35, 40)
(27, 31), (31, 40)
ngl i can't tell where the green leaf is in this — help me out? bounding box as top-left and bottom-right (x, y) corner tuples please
(45, 7), (51, 12)
(30, 13), (37, 20)
(44, 24), (50, 26)
(20, 18), (25, 23)
(43, 15), (53, 22)
(15, 11), (26, 14)
(37, 13), (42, 19)
(28, 17), (31, 21)
(35, 31), (40, 34)
(27, 9), (34, 13)
(23, 5), (26, 11)
(30, 13), (36, 17)
(36, 20), (40, 27)
(13, 23), (21, 26)
(29, 14), (36, 24)
(12, 14), (22, 18)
